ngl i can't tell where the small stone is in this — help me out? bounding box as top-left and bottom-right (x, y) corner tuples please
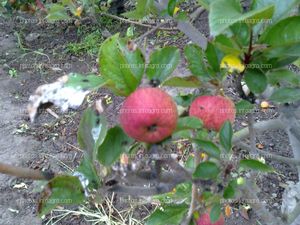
(241, 122), (248, 126)
(25, 33), (40, 42)
(3, 63), (9, 69)
(269, 143), (275, 148)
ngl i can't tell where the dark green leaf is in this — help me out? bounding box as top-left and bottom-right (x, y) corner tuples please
(99, 34), (145, 96)
(76, 157), (101, 189)
(176, 117), (203, 131)
(235, 100), (254, 115)
(260, 16), (300, 47)
(97, 126), (134, 166)
(219, 121), (233, 152)
(146, 204), (188, 225)
(77, 108), (108, 158)
(184, 44), (208, 78)
(193, 140), (221, 159)
(146, 47), (180, 82)
(205, 42), (220, 72)
(240, 159), (274, 172)
(270, 88), (300, 103)
(267, 69), (300, 86)
(214, 34), (241, 55)
(244, 69), (267, 94)
(223, 181), (236, 199)
(162, 76), (201, 88)
(230, 23), (250, 46)
(66, 73), (107, 90)
(193, 161), (220, 179)
(210, 203), (221, 223)
(38, 176), (85, 216)
(209, 0), (274, 36)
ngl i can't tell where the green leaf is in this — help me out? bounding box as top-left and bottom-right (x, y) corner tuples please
(162, 76), (201, 88)
(146, 47), (180, 82)
(267, 69), (300, 86)
(209, 0), (274, 36)
(146, 204), (188, 225)
(184, 44), (208, 78)
(185, 155), (195, 170)
(122, 0), (156, 19)
(77, 108), (108, 158)
(193, 161), (220, 179)
(197, 0), (217, 10)
(214, 34), (241, 55)
(210, 203), (221, 223)
(46, 4), (71, 21)
(230, 23), (250, 46)
(205, 42), (220, 72)
(172, 130), (192, 140)
(244, 69), (267, 94)
(223, 183), (235, 199)
(193, 140), (221, 159)
(99, 34), (145, 96)
(252, 0), (300, 24)
(168, 0), (178, 16)
(176, 117), (203, 131)
(65, 73), (107, 90)
(270, 88), (300, 103)
(235, 100), (254, 115)
(97, 126), (134, 166)
(260, 16), (300, 47)
(223, 179), (237, 199)
(38, 176), (85, 216)
(219, 121), (233, 152)
(240, 159), (274, 172)
(174, 94), (196, 107)
(76, 157), (101, 189)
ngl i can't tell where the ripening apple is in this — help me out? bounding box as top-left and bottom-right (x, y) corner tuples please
(189, 95), (235, 131)
(196, 212), (225, 225)
(119, 87), (178, 143)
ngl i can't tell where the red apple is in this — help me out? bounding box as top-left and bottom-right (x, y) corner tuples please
(119, 87), (178, 143)
(197, 212), (225, 225)
(189, 95), (235, 131)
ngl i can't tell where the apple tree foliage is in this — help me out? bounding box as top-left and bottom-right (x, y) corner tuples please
(4, 0), (300, 224)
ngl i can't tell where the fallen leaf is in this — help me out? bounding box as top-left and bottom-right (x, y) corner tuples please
(225, 204), (232, 217)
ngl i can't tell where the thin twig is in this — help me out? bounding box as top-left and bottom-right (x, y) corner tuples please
(181, 142), (201, 225)
(233, 118), (285, 144)
(248, 113), (257, 154)
(236, 142), (300, 166)
(99, 12), (177, 31)
(0, 162), (54, 180)
(135, 22), (165, 43)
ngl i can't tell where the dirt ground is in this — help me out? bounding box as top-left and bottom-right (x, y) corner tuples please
(0, 10), (299, 225)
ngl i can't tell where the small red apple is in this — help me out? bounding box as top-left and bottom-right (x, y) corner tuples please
(197, 212), (225, 225)
(119, 87), (178, 143)
(189, 95), (235, 131)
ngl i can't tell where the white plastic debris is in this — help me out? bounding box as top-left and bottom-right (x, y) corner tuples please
(28, 75), (89, 122)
